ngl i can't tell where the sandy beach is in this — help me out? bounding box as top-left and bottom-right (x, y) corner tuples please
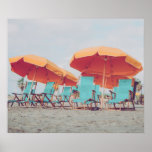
(8, 104), (144, 133)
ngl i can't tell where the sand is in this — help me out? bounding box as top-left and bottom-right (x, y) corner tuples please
(8, 104), (144, 133)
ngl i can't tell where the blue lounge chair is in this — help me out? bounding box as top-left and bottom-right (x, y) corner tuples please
(107, 79), (135, 110)
(29, 82), (55, 107)
(53, 86), (72, 108)
(8, 82), (37, 107)
(72, 76), (96, 109)
(72, 85), (96, 109)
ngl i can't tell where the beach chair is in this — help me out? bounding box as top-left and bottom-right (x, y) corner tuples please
(106, 79), (135, 110)
(53, 86), (72, 108)
(8, 82), (37, 107)
(30, 82), (55, 107)
(72, 76), (96, 109)
(81, 76), (97, 105)
(72, 85), (96, 109)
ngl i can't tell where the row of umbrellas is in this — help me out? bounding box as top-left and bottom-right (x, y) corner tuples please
(9, 46), (143, 108)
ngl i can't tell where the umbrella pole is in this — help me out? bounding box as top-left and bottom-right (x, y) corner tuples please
(101, 70), (105, 109)
(26, 67), (37, 106)
(100, 57), (107, 109)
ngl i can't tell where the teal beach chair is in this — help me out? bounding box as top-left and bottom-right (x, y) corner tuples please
(8, 82), (37, 107)
(107, 79), (135, 110)
(53, 86), (72, 108)
(72, 76), (96, 109)
(72, 85), (95, 109)
(30, 82), (55, 107)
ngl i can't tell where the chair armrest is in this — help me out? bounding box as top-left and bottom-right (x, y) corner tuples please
(92, 90), (96, 93)
(72, 90), (79, 93)
(109, 90), (116, 99)
(23, 93), (29, 95)
(12, 93), (22, 95)
(41, 93), (54, 95)
(109, 90), (116, 94)
(31, 93), (37, 95)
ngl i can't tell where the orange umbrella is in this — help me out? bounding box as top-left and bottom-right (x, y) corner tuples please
(9, 55), (64, 84)
(60, 69), (78, 86)
(70, 46), (143, 77)
(70, 46), (143, 108)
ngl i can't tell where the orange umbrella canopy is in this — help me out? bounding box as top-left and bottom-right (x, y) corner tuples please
(70, 46), (143, 77)
(60, 68), (78, 86)
(9, 55), (65, 84)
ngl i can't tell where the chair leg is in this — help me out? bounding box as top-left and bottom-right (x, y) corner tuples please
(90, 103), (92, 110)
(73, 102), (76, 109)
(123, 103), (125, 109)
(62, 102), (65, 109)
(22, 103), (25, 106)
(106, 104), (109, 110)
(132, 100), (135, 110)
(11, 102), (14, 107)
(107, 104), (110, 110)
(71, 102), (74, 109)
(25, 102), (29, 107)
(127, 102), (129, 109)
(59, 102), (63, 108)
(31, 102), (34, 106)
(83, 104), (86, 110)
(105, 103), (107, 110)
(105, 103), (108, 110)
(108, 104), (110, 110)
(114, 103), (116, 109)
(119, 103), (121, 111)
(68, 101), (72, 108)
(104, 102), (106, 110)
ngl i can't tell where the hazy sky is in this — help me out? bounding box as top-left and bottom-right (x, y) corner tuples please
(8, 19), (144, 94)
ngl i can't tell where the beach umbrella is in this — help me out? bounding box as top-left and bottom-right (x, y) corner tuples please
(9, 54), (65, 102)
(70, 46), (143, 108)
(60, 69), (78, 86)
